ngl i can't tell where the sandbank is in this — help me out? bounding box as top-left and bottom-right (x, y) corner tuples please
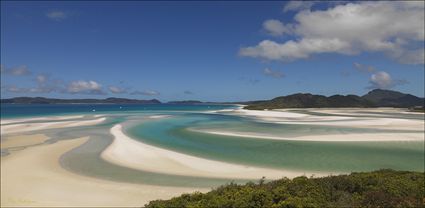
(101, 124), (330, 180)
(1, 136), (207, 207)
(1, 117), (106, 135)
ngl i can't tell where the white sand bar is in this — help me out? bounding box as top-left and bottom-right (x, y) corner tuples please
(194, 130), (424, 142)
(1, 117), (106, 135)
(231, 108), (424, 131)
(0, 115), (85, 125)
(101, 124), (330, 180)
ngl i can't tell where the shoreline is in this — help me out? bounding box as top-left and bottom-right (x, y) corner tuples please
(1, 136), (206, 207)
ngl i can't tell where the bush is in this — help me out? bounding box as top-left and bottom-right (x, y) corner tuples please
(144, 169), (425, 208)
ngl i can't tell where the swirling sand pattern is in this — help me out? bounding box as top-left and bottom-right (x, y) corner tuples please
(1, 106), (424, 206)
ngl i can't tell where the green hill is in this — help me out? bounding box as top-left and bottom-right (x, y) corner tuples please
(145, 169), (424, 208)
(244, 93), (374, 110)
(362, 89), (424, 108)
(244, 89), (424, 110)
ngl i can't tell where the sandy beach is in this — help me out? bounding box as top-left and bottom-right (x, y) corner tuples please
(1, 134), (49, 149)
(1, 136), (206, 207)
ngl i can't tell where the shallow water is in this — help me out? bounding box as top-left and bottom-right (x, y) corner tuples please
(1, 104), (424, 187)
(127, 113), (424, 172)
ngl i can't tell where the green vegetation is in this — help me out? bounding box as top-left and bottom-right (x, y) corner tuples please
(244, 89), (424, 110)
(244, 93), (374, 110)
(409, 106), (425, 113)
(145, 169), (425, 208)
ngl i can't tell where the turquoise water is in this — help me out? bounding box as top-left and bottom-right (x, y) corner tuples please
(127, 113), (424, 172)
(1, 104), (424, 187)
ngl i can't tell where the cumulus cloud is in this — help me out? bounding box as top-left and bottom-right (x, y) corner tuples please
(240, 38), (351, 61)
(108, 86), (127, 94)
(1, 65), (31, 76)
(283, 1), (316, 12)
(130, 90), (160, 96)
(263, 68), (284, 78)
(46, 11), (68, 21)
(368, 71), (408, 89)
(369, 71), (392, 89)
(241, 1), (425, 64)
(263, 19), (292, 36)
(1, 65), (109, 95)
(67, 80), (105, 94)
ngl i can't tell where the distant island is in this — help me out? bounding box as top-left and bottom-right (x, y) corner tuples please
(244, 89), (424, 110)
(1, 89), (424, 111)
(167, 100), (203, 104)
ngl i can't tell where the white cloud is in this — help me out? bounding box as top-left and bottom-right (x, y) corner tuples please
(241, 1), (425, 64)
(36, 74), (47, 83)
(108, 86), (127, 94)
(46, 11), (68, 21)
(240, 38), (351, 61)
(283, 1), (316, 12)
(263, 19), (292, 36)
(1, 65), (31, 76)
(370, 71), (392, 89)
(263, 68), (284, 78)
(368, 71), (408, 89)
(67, 80), (105, 94)
(130, 90), (160, 96)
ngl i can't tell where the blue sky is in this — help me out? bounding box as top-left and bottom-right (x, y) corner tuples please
(1, 1), (424, 102)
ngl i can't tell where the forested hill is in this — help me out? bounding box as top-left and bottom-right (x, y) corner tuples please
(244, 89), (424, 110)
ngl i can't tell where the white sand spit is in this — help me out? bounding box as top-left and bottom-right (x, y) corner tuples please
(0, 115), (85, 125)
(193, 130), (424, 142)
(101, 124), (330, 180)
(1, 117), (106, 135)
